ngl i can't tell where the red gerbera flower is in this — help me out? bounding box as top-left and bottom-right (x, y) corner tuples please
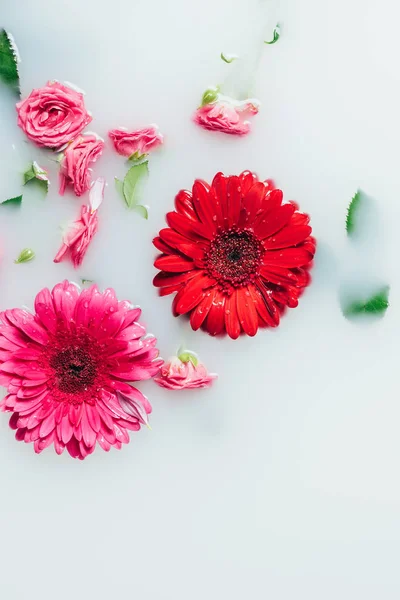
(0, 281), (163, 459)
(153, 171), (316, 338)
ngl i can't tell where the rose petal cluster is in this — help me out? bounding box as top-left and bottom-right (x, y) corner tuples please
(59, 134), (104, 197)
(16, 81), (92, 148)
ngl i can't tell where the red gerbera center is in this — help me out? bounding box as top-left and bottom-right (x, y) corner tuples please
(206, 229), (263, 290)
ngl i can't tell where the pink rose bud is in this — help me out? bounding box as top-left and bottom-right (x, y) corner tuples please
(154, 352), (217, 390)
(16, 81), (92, 149)
(108, 125), (163, 158)
(59, 134), (104, 197)
(54, 177), (105, 268)
(193, 94), (260, 136)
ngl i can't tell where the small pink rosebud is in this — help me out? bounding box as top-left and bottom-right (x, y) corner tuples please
(108, 125), (163, 158)
(154, 351), (217, 390)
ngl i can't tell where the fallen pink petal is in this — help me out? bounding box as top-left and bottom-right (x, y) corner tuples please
(54, 177), (105, 268)
(108, 125), (163, 158)
(154, 354), (217, 390)
(59, 134), (104, 197)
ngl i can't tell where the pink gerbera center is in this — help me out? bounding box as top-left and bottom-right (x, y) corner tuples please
(44, 330), (105, 403)
(205, 229), (264, 290)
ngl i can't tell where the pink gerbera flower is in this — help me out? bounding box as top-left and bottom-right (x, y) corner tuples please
(0, 281), (162, 460)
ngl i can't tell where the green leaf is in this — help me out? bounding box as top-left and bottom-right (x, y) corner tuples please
(343, 286), (390, 318)
(81, 278), (94, 286)
(2, 195), (22, 206)
(346, 189), (363, 235)
(23, 165), (35, 185)
(133, 204), (149, 219)
(23, 162), (49, 195)
(178, 351), (199, 367)
(220, 52), (237, 64)
(115, 177), (124, 199)
(264, 24), (281, 45)
(122, 161), (149, 209)
(14, 248), (35, 264)
(0, 29), (20, 96)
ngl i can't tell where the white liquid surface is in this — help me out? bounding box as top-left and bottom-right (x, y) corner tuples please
(1, 1), (400, 599)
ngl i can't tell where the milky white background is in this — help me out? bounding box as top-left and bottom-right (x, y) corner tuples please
(0, 0), (399, 598)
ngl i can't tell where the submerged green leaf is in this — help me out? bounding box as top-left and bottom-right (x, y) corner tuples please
(15, 248), (35, 264)
(346, 189), (363, 235)
(123, 161), (149, 209)
(133, 204), (149, 220)
(0, 29), (20, 96)
(264, 24), (281, 45)
(343, 286), (390, 318)
(2, 195), (22, 206)
(115, 177), (124, 199)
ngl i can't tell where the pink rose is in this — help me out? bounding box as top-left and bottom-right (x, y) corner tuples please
(108, 125), (163, 157)
(54, 177), (104, 268)
(193, 97), (260, 136)
(16, 81), (92, 148)
(154, 356), (217, 390)
(59, 134), (104, 197)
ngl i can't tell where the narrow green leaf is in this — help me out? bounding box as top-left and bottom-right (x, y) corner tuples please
(343, 286), (390, 318)
(346, 189), (363, 235)
(123, 161), (149, 209)
(81, 278), (94, 286)
(2, 195), (22, 206)
(127, 151), (147, 164)
(115, 177), (124, 199)
(0, 29), (20, 96)
(133, 204), (149, 219)
(220, 52), (237, 64)
(15, 248), (35, 264)
(264, 24), (281, 45)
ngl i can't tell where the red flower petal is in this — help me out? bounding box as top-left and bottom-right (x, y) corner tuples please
(166, 211), (210, 240)
(259, 265), (300, 287)
(239, 170), (257, 196)
(263, 225), (312, 250)
(153, 237), (174, 254)
(212, 172), (228, 221)
(153, 271), (197, 288)
(174, 272), (213, 314)
(154, 255), (194, 273)
(262, 247), (314, 268)
(242, 182), (268, 224)
(174, 189), (197, 220)
(190, 288), (217, 331)
(255, 281), (280, 326)
(247, 284), (277, 328)
(192, 180), (217, 235)
(262, 189), (283, 213)
(254, 204), (295, 239)
(225, 292), (241, 339)
(205, 291), (226, 336)
(226, 175), (241, 227)
(236, 287), (258, 336)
